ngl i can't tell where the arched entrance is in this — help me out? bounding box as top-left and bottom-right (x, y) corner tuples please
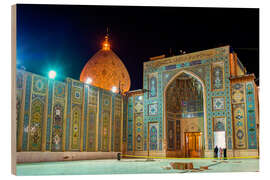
(164, 71), (206, 158)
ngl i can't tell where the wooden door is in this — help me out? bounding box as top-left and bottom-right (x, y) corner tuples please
(185, 132), (202, 157)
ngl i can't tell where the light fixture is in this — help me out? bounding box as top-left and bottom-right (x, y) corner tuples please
(85, 77), (92, 84)
(111, 86), (117, 93)
(48, 70), (56, 79)
(138, 96), (143, 100)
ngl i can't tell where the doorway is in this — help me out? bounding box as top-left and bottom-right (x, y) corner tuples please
(164, 71), (206, 158)
(185, 132), (202, 157)
(214, 131), (226, 149)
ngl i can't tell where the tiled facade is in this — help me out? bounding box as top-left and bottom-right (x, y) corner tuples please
(16, 46), (259, 157)
(126, 46), (259, 157)
(16, 70), (124, 152)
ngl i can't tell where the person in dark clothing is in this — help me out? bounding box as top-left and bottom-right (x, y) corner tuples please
(214, 146), (218, 158)
(223, 148), (227, 160)
(117, 153), (121, 161)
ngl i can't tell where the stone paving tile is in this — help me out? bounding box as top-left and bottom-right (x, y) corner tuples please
(16, 158), (259, 175)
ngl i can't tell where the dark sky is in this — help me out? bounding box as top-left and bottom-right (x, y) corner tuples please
(16, 4), (259, 90)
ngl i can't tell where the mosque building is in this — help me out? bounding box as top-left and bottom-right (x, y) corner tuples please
(15, 34), (259, 162)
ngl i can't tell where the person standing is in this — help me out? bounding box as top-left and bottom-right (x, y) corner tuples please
(224, 148), (227, 160)
(214, 146), (218, 158)
(219, 147), (223, 160)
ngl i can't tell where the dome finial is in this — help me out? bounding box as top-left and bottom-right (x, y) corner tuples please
(102, 27), (110, 50)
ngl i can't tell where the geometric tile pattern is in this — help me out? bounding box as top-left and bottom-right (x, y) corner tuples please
(33, 76), (47, 94)
(113, 96), (122, 152)
(149, 73), (158, 98)
(231, 83), (245, 104)
(52, 103), (64, 151)
(232, 103), (247, 149)
(51, 81), (66, 152)
(245, 82), (257, 149)
(134, 95), (144, 113)
(135, 112), (144, 151)
(29, 75), (47, 151)
(176, 120), (181, 150)
(83, 85), (88, 151)
(148, 103), (158, 116)
(29, 97), (44, 151)
(16, 45), (258, 156)
(54, 82), (65, 98)
(212, 97), (225, 111)
(167, 119), (175, 150)
(46, 80), (54, 151)
(213, 117), (225, 131)
(101, 93), (111, 152)
(149, 123), (159, 151)
(16, 72), (24, 150)
(71, 104), (81, 150)
(211, 62), (224, 91)
(122, 97), (128, 142)
(143, 46), (233, 152)
(87, 87), (98, 152)
(127, 97), (134, 151)
(16, 69), (124, 154)
(70, 80), (83, 151)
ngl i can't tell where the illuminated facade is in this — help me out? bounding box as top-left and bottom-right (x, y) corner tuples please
(16, 44), (259, 158)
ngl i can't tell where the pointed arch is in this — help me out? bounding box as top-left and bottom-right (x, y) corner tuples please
(163, 69), (209, 156)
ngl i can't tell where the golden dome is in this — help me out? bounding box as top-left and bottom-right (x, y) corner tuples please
(80, 35), (131, 93)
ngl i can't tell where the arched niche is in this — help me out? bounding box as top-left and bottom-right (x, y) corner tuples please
(163, 70), (207, 157)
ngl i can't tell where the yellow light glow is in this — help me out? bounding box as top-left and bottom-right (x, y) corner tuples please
(102, 35), (110, 50)
(111, 86), (117, 93)
(85, 77), (92, 84)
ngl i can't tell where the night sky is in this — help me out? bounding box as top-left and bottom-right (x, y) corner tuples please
(16, 4), (259, 90)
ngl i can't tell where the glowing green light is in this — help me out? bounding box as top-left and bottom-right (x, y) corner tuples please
(48, 70), (56, 79)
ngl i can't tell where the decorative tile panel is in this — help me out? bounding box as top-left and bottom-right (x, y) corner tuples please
(113, 96), (122, 152)
(232, 104), (247, 149)
(144, 46), (231, 152)
(135, 112), (143, 151)
(72, 87), (82, 104)
(231, 83), (245, 104)
(127, 97), (133, 151)
(134, 95), (143, 113)
(246, 82), (257, 149)
(65, 79), (72, 150)
(211, 62), (224, 91)
(51, 103), (64, 151)
(83, 85), (88, 151)
(54, 82), (65, 98)
(212, 97), (225, 111)
(148, 103), (158, 116)
(46, 80), (54, 151)
(149, 123), (159, 151)
(213, 117), (225, 131)
(87, 108), (97, 151)
(29, 95), (45, 151)
(101, 93), (111, 152)
(71, 104), (81, 150)
(122, 97), (128, 142)
(33, 76), (47, 94)
(148, 73), (158, 98)
(167, 119), (175, 150)
(16, 71), (24, 150)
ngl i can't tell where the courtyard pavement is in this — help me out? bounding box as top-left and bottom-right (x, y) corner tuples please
(16, 158), (259, 175)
